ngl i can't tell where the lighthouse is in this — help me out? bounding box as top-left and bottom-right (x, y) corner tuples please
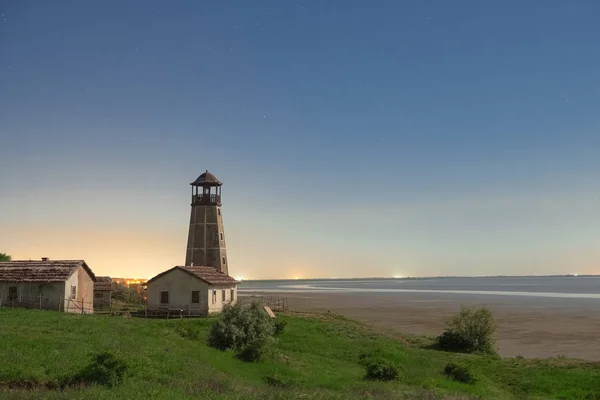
(185, 170), (229, 275)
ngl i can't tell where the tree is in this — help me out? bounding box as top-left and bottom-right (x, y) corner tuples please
(0, 253), (11, 262)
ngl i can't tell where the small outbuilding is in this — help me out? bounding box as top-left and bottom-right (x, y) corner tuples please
(0, 258), (97, 314)
(93, 276), (113, 310)
(146, 266), (239, 316)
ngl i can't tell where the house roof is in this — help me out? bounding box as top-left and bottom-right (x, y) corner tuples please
(146, 266), (238, 286)
(94, 276), (113, 291)
(190, 170), (222, 187)
(0, 260), (97, 283)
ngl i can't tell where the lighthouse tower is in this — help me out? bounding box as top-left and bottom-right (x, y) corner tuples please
(185, 170), (229, 275)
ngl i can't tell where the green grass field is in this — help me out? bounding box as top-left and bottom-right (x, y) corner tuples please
(1, 308), (599, 400)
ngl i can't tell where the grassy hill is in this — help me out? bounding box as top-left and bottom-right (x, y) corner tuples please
(1, 308), (599, 399)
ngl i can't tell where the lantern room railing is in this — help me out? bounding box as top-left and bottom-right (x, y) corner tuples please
(192, 194), (221, 205)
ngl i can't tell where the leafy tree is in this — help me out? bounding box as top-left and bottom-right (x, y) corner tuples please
(111, 283), (144, 304)
(0, 253), (11, 262)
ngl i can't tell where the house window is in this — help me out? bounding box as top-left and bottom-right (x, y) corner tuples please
(212, 290), (217, 304)
(222, 289), (226, 302)
(8, 286), (17, 300)
(220, 232), (223, 241)
(222, 256), (226, 265)
(230, 289), (235, 301)
(191, 291), (200, 304)
(160, 291), (169, 304)
(71, 285), (77, 300)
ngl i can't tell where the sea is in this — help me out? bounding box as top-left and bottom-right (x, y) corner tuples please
(239, 276), (600, 309)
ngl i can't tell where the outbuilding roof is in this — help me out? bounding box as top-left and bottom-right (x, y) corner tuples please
(146, 266), (238, 286)
(0, 259), (97, 283)
(94, 276), (113, 291)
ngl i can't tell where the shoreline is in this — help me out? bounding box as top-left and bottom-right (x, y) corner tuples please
(241, 290), (600, 360)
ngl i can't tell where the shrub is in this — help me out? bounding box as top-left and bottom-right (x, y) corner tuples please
(273, 320), (287, 336)
(364, 358), (399, 382)
(443, 362), (477, 384)
(66, 351), (128, 388)
(236, 338), (270, 362)
(436, 306), (497, 354)
(208, 302), (274, 351)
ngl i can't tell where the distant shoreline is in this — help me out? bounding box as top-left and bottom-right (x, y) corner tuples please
(240, 274), (588, 282)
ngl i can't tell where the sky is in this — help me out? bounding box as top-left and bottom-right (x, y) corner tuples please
(1, 1), (599, 280)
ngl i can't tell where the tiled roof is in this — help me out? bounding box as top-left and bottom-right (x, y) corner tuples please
(147, 266), (238, 286)
(0, 260), (96, 283)
(94, 276), (113, 291)
(183, 266), (238, 285)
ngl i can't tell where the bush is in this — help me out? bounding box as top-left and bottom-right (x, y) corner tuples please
(236, 338), (270, 362)
(66, 351), (128, 388)
(436, 306), (497, 354)
(443, 362), (477, 384)
(364, 358), (399, 382)
(208, 302), (274, 351)
(273, 320), (287, 336)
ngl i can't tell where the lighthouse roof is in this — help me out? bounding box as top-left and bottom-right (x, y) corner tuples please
(190, 170), (222, 186)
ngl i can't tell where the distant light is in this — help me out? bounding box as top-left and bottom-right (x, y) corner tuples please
(394, 275), (404, 279)
(235, 276), (244, 281)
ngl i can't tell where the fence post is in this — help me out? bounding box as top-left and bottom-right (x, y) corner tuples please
(39, 294), (42, 310)
(0, 292), (2, 307)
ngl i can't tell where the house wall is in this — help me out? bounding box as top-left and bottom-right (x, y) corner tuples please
(93, 290), (112, 308)
(207, 284), (238, 314)
(147, 268), (238, 315)
(63, 267), (95, 314)
(0, 282), (65, 311)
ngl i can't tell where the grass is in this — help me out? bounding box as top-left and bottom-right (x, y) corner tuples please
(1, 308), (600, 399)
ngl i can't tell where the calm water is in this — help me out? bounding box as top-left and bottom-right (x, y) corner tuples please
(239, 276), (600, 300)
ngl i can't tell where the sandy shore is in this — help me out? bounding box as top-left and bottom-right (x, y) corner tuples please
(248, 291), (600, 360)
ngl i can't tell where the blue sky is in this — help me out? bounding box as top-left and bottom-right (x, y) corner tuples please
(1, 1), (599, 279)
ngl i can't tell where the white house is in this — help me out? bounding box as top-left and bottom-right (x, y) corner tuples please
(0, 258), (97, 314)
(146, 266), (239, 315)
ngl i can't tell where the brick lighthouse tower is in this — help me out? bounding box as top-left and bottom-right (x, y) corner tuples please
(185, 170), (229, 275)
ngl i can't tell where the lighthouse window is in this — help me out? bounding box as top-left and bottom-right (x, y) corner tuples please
(220, 232), (223, 241)
(222, 256), (226, 265)
(217, 208), (221, 216)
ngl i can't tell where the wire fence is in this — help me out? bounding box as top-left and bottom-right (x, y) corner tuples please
(0, 292), (146, 315)
(0, 291), (289, 316)
(0, 292), (94, 314)
(238, 294), (289, 311)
